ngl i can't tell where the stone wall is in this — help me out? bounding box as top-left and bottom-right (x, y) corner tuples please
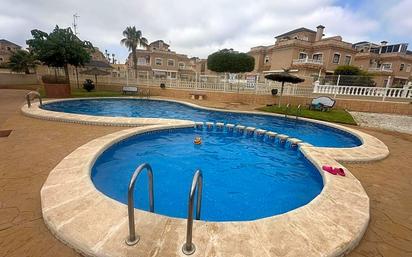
(0, 73), (40, 89)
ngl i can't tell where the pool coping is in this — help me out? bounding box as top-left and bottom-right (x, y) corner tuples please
(41, 122), (371, 257)
(21, 97), (389, 163)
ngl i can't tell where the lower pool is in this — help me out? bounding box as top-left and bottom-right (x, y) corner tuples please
(91, 128), (323, 221)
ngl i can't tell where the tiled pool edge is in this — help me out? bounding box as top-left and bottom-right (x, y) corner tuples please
(41, 123), (370, 257)
(21, 97), (389, 163)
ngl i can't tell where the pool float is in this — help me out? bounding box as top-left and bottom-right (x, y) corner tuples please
(194, 137), (202, 145)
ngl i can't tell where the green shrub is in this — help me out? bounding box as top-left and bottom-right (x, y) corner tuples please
(82, 79), (95, 92)
(207, 49), (254, 73)
(334, 65), (376, 87)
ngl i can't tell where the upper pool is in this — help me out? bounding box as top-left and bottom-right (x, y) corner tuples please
(41, 98), (361, 148)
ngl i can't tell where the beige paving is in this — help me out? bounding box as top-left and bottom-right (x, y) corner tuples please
(40, 123), (369, 257)
(0, 90), (411, 257)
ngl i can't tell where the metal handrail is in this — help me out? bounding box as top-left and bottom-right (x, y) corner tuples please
(125, 163), (154, 246)
(26, 91), (42, 108)
(182, 169), (203, 255)
(284, 103), (291, 118)
(296, 104), (302, 120)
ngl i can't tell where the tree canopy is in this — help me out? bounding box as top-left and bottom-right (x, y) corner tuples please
(207, 49), (255, 73)
(334, 65), (363, 75)
(8, 50), (39, 74)
(26, 25), (93, 77)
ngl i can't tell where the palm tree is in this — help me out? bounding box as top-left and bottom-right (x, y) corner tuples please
(8, 50), (40, 74)
(120, 26), (148, 78)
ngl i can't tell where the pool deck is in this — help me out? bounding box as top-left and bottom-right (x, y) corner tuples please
(1, 89), (412, 257)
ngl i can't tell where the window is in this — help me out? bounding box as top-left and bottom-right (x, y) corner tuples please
(264, 55), (270, 64)
(406, 64), (411, 73)
(312, 53), (323, 61)
(344, 55), (352, 65)
(178, 62), (185, 69)
(166, 71), (177, 79)
(332, 53), (340, 64)
(381, 63), (392, 71)
(167, 59), (175, 66)
(298, 52), (307, 60)
(155, 58), (162, 66)
(400, 63), (405, 71)
(137, 57), (147, 65)
(6, 47), (10, 51)
(154, 70), (166, 78)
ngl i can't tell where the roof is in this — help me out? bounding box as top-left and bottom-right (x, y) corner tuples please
(353, 41), (371, 46)
(275, 27), (316, 39)
(85, 60), (113, 69)
(149, 40), (170, 47)
(0, 39), (21, 48)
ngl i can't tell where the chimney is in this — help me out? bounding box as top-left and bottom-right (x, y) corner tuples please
(315, 25), (325, 41)
(381, 41), (388, 46)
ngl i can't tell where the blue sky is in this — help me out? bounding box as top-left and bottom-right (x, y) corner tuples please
(0, 0), (411, 63)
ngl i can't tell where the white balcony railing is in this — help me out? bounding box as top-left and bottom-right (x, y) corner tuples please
(368, 67), (393, 72)
(292, 58), (323, 65)
(313, 84), (412, 100)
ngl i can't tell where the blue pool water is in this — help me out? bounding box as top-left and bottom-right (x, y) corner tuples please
(42, 99), (362, 147)
(91, 128), (323, 221)
(42, 99), (361, 148)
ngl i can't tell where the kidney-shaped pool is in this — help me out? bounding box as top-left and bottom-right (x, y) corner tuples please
(42, 98), (361, 148)
(91, 127), (323, 222)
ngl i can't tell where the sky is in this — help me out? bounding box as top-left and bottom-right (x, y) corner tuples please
(1, 0), (411, 63)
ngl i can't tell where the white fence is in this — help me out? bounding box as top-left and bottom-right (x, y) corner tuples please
(70, 74), (314, 97)
(69, 73), (411, 101)
(314, 84), (412, 101)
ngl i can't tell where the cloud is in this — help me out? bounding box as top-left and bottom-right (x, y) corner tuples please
(0, 0), (409, 62)
(384, 0), (412, 37)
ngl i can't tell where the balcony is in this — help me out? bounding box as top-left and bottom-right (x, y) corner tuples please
(368, 67), (393, 73)
(292, 58), (323, 65)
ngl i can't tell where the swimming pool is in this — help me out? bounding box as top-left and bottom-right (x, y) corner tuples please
(91, 127), (323, 222)
(42, 98), (361, 148)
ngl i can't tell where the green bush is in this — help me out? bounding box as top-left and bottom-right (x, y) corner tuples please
(82, 79), (95, 92)
(334, 65), (376, 87)
(334, 65), (362, 75)
(207, 49), (254, 73)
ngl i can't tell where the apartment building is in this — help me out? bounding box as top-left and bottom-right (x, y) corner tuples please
(353, 41), (412, 87)
(126, 40), (196, 80)
(0, 39), (21, 65)
(248, 25), (357, 83)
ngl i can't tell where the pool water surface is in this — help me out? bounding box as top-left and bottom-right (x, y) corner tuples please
(91, 128), (323, 221)
(42, 99), (361, 148)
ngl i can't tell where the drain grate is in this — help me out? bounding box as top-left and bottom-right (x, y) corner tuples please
(0, 130), (12, 137)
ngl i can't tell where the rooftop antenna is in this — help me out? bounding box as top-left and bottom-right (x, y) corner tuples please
(72, 13), (80, 35)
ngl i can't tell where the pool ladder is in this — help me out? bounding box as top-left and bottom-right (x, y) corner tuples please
(295, 104), (302, 120)
(125, 163), (203, 256)
(285, 104), (302, 120)
(26, 91), (42, 108)
(284, 103), (291, 118)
